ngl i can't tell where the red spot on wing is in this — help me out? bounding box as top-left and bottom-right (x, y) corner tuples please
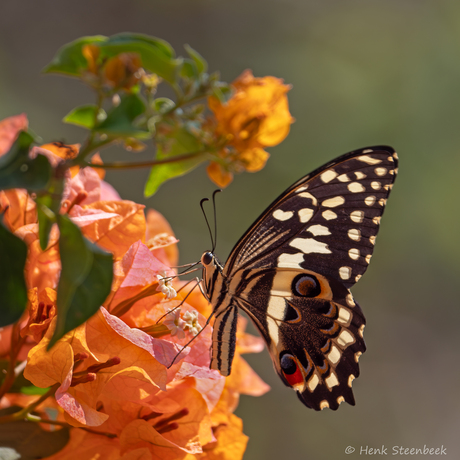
(283, 360), (304, 387)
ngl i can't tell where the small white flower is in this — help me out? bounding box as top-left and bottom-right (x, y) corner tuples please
(112, 93), (121, 107)
(163, 308), (186, 339)
(183, 310), (202, 337)
(156, 270), (177, 300)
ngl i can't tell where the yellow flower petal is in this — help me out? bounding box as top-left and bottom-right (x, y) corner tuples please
(209, 70), (293, 156)
(206, 162), (234, 188)
(238, 148), (270, 172)
(104, 53), (143, 90)
(82, 44), (100, 74)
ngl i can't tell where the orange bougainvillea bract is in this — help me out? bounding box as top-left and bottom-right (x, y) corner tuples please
(207, 70), (294, 187)
(0, 114), (270, 460)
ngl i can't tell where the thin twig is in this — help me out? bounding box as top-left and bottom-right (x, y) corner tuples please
(88, 150), (206, 170)
(0, 383), (59, 424)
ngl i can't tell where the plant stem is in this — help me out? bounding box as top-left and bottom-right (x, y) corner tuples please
(26, 414), (68, 426)
(26, 415), (117, 438)
(76, 138), (115, 163)
(0, 383), (59, 424)
(88, 150), (207, 170)
(75, 89), (114, 162)
(171, 82), (184, 102)
(80, 427), (117, 438)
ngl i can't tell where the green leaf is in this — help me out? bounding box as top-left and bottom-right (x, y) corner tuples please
(43, 35), (107, 76)
(144, 154), (205, 197)
(0, 223), (28, 327)
(210, 81), (232, 103)
(36, 195), (56, 250)
(0, 407), (70, 458)
(63, 104), (105, 129)
(19, 385), (50, 395)
(95, 93), (149, 138)
(99, 33), (183, 83)
(50, 215), (113, 347)
(144, 125), (206, 196)
(181, 59), (199, 80)
(35, 171), (65, 251)
(43, 34), (185, 84)
(162, 124), (203, 156)
(107, 33), (175, 58)
(208, 73), (232, 102)
(0, 131), (52, 192)
(184, 44), (208, 74)
(57, 215), (93, 302)
(37, 206), (54, 251)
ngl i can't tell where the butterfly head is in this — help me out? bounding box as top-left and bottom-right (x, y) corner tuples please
(201, 251), (224, 301)
(201, 251), (224, 273)
(201, 251), (214, 266)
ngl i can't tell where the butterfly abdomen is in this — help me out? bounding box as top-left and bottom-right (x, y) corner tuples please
(210, 303), (238, 376)
(201, 252), (240, 377)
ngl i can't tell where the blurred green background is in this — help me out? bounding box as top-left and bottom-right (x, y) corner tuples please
(1, 0), (459, 458)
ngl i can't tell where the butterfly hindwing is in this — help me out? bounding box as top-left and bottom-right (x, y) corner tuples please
(203, 146), (398, 410)
(234, 266), (366, 410)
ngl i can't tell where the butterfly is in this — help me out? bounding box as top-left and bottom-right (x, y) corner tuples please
(200, 146), (398, 410)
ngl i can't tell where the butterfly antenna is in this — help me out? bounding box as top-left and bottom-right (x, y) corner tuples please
(200, 197), (215, 251)
(211, 190), (221, 252)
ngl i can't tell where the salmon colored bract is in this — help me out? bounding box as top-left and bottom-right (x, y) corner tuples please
(0, 113), (270, 460)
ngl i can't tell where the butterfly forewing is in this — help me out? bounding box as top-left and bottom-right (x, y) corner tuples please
(225, 146), (398, 289)
(205, 146), (398, 410)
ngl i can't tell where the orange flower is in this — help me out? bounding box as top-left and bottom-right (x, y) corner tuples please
(207, 70), (293, 186)
(38, 141), (80, 162)
(107, 240), (172, 316)
(210, 70), (293, 150)
(118, 383), (210, 458)
(24, 307), (182, 427)
(238, 146), (270, 172)
(0, 189), (37, 232)
(21, 287), (57, 343)
(0, 117), (270, 458)
(206, 160), (234, 188)
(15, 223), (61, 290)
(82, 44), (101, 75)
(72, 200), (147, 260)
(36, 141), (97, 178)
(30, 142), (79, 170)
(145, 208), (179, 267)
(104, 53), (143, 90)
(0, 113), (28, 155)
(195, 413), (249, 460)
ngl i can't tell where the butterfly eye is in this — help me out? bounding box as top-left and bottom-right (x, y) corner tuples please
(292, 274), (321, 297)
(201, 252), (214, 266)
(280, 352), (304, 387)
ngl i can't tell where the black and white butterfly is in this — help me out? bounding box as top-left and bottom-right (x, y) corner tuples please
(200, 146), (398, 410)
